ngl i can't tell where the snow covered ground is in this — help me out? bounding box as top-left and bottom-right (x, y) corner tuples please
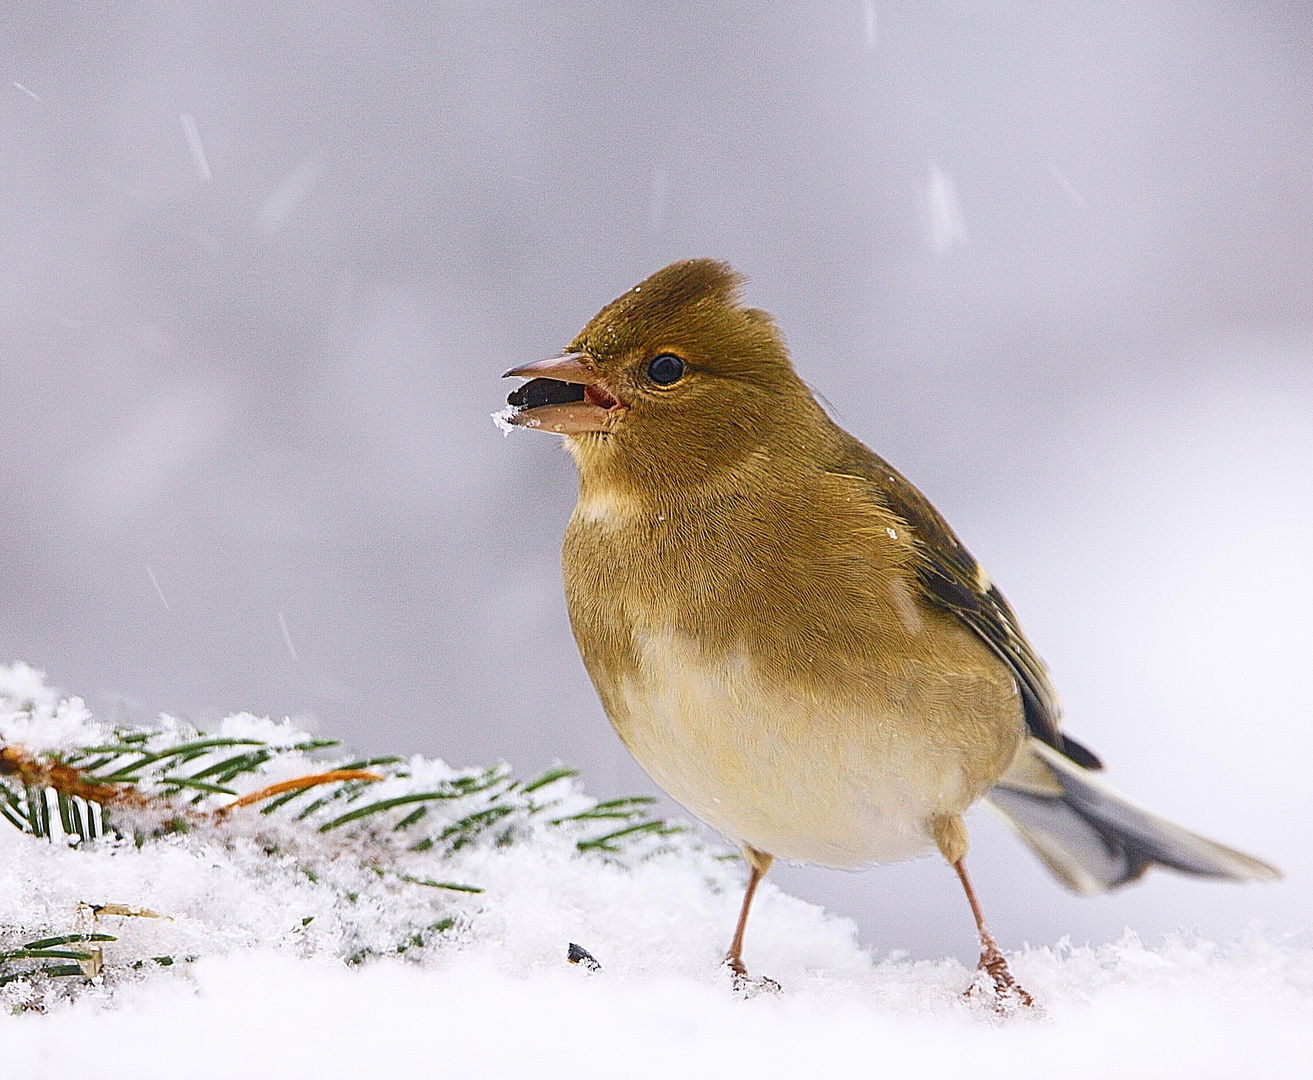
(2, 663), (1311, 1078)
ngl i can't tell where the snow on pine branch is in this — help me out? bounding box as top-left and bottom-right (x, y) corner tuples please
(0, 662), (697, 1007)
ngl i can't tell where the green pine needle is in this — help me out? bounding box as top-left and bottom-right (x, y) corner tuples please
(0, 707), (690, 991)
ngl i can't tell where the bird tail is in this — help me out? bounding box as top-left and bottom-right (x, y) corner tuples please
(983, 738), (1281, 896)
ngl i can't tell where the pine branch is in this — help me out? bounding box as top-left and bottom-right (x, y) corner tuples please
(0, 720), (680, 865)
(0, 666), (710, 1002)
(215, 769), (385, 812)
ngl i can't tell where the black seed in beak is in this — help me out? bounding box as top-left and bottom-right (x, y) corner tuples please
(507, 378), (587, 410)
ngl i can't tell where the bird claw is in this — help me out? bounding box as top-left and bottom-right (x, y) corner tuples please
(965, 943), (1035, 1013)
(723, 956), (782, 997)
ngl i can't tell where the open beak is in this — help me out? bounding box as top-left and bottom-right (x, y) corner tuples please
(501, 353), (624, 434)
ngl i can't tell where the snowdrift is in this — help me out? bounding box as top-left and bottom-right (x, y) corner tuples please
(1, 662), (1309, 1079)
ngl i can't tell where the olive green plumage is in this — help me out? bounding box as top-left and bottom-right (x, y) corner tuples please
(503, 258), (1278, 986)
(559, 261), (1021, 869)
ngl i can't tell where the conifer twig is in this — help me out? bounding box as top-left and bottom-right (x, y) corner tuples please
(0, 744), (148, 809)
(213, 770), (384, 814)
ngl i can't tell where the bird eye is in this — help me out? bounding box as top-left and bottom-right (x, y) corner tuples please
(647, 353), (685, 386)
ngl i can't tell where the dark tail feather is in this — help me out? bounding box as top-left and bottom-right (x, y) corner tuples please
(984, 739), (1282, 896)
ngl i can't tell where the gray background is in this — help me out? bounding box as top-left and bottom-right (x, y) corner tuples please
(2, 1), (1310, 964)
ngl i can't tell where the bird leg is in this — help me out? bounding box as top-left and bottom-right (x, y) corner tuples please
(724, 845), (780, 994)
(953, 857), (1034, 1009)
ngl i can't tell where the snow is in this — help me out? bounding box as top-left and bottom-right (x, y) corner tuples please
(178, 114), (212, 182)
(2, 664), (1311, 1078)
(491, 402), (521, 434)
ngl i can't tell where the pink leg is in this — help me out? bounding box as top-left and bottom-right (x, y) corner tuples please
(954, 858), (1034, 1008)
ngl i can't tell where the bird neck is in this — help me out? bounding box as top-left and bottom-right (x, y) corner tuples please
(565, 399), (839, 522)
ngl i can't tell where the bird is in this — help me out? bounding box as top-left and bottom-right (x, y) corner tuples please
(500, 258), (1280, 1003)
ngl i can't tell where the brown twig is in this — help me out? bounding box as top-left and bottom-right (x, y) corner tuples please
(213, 770), (383, 814)
(0, 744), (150, 808)
(1, 743), (382, 824)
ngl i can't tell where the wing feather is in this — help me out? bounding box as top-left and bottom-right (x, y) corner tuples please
(827, 435), (1101, 769)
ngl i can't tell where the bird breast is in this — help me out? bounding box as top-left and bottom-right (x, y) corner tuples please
(561, 478), (1023, 869)
(608, 626), (1020, 867)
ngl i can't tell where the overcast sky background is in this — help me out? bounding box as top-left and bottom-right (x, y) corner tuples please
(2, 1), (1310, 964)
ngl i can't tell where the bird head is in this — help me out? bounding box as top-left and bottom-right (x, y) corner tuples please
(503, 259), (825, 498)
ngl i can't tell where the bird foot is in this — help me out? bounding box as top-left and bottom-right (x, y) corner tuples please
(723, 956), (782, 998)
(965, 943), (1034, 1013)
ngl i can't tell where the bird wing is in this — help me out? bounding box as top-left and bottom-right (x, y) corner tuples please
(828, 437), (1102, 770)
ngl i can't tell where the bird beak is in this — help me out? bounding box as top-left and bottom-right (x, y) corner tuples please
(501, 353), (625, 434)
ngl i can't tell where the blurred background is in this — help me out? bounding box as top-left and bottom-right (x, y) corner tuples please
(1, 1), (1310, 964)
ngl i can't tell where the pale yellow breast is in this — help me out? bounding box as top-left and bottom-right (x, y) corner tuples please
(610, 627), (1018, 868)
